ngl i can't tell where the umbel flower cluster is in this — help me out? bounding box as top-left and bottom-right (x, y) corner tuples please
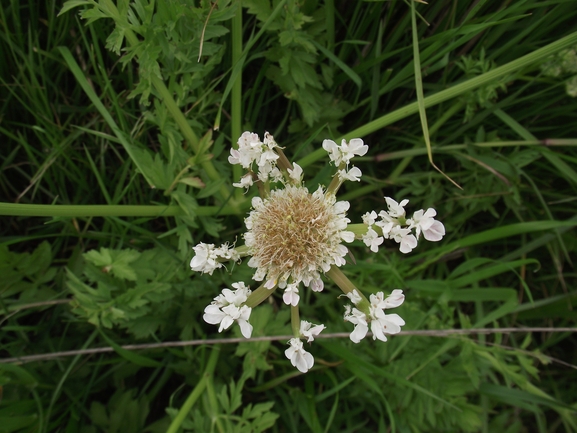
(191, 132), (445, 373)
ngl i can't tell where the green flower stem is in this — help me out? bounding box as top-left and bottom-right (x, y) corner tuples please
(231, 4), (243, 202)
(347, 223), (370, 237)
(166, 347), (220, 433)
(326, 266), (370, 311)
(275, 147), (294, 173)
(0, 203), (238, 217)
(297, 30), (577, 168)
(290, 305), (301, 338)
(234, 245), (249, 257)
(245, 283), (277, 309)
(325, 171), (343, 196)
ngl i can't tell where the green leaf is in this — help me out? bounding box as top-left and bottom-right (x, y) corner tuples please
(480, 383), (575, 411)
(0, 364), (38, 387)
(84, 248), (140, 281)
(58, 0), (96, 16)
(98, 329), (162, 367)
(0, 415), (38, 431)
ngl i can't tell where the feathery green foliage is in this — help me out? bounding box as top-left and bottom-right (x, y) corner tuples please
(1, 0), (576, 432)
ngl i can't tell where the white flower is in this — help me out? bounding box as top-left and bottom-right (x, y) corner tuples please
(344, 305), (369, 343)
(203, 282), (253, 338)
(283, 283), (300, 306)
(375, 219), (395, 238)
(191, 243), (240, 274)
(369, 310), (405, 342)
(310, 278), (324, 292)
(346, 289), (362, 305)
(390, 226), (418, 254)
(367, 290), (405, 341)
(229, 131), (262, 168)
(362, 227), (384, 253)
(337, 166), (362, 182)
(285, 338), (315, 373)
(300, 320), (325, 342)
(322, 138), (368, 166)
(322, 139), (341, 164)
(243, 185), (353, 289)
(340, 138), (368, 163)
(214, 243), (240, 262)
(288, 162), (303, 183)
(377, 289), (405, 309)
(362, 211), (378, 226)
(233, 173), (254, 190)
(190, 243), (223, 275)
(407, 208), (446, 242)
(384, 197), (409, 219)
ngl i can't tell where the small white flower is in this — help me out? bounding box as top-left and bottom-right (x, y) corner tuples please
(322, 138), (368, 166)
(203, 282), (253, 338)
(384, 197), (409, 219)
(190, 243), (222, 275)
(369, 310), (405, 342)
(288, 162), (303, 183)
(229, 131), (262, 168)
(362, 211), (378, 226)
(346, 289), (362, 305)
(362, 227), (384, 253)
(344, 305), (369, 343)
(300, 320), (325, 342)
(390, 226), (418, 254)
(233, 173), (254, 190)
(408, 208), (446, 242)
(337, 166), (362, 182)
(369, 290), (405, 310)
(283, 283), (300, 306)
(340, 138), (368, 163)
(382, 289), (405, 309)
(375, 219), (395, 238)
(285, 338), (315, 373)
(322, 139), (341, 164)
(310, 278), (324, 292)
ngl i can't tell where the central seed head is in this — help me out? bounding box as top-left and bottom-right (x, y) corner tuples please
(244, 185), (350, 288)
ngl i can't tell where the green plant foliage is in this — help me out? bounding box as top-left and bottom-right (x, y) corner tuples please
(67, 247), (188, 337)
(456, 49), (508, 121)
(1, 0), (577, 432)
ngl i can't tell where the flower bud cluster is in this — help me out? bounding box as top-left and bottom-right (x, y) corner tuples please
(190, 242), (240, 275)
(322, 138), (368, 182)
(362, 197), (445, 254)
(229, 131), (283, 189)
(203, 283), (253, 338)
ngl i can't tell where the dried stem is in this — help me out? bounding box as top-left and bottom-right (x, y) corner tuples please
(3, 327), (575, 365)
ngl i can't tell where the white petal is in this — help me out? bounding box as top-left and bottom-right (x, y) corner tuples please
(310, 278), (324, 292)
(349, 322), (368, 343)
(238, 318), (253, 338)
(340, 231), (355, 243)
(383, 289), (405, 308)
(423, 220), (445, 242)
(399, 234), (418, 254)
(288, 163), (303, 183)
(333, 200), (350, 214)
(203, 305), (226, 325)
(346, 289), (362, 305)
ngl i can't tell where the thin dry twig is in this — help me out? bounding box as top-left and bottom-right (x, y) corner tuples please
(2, 327), (575, 365)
